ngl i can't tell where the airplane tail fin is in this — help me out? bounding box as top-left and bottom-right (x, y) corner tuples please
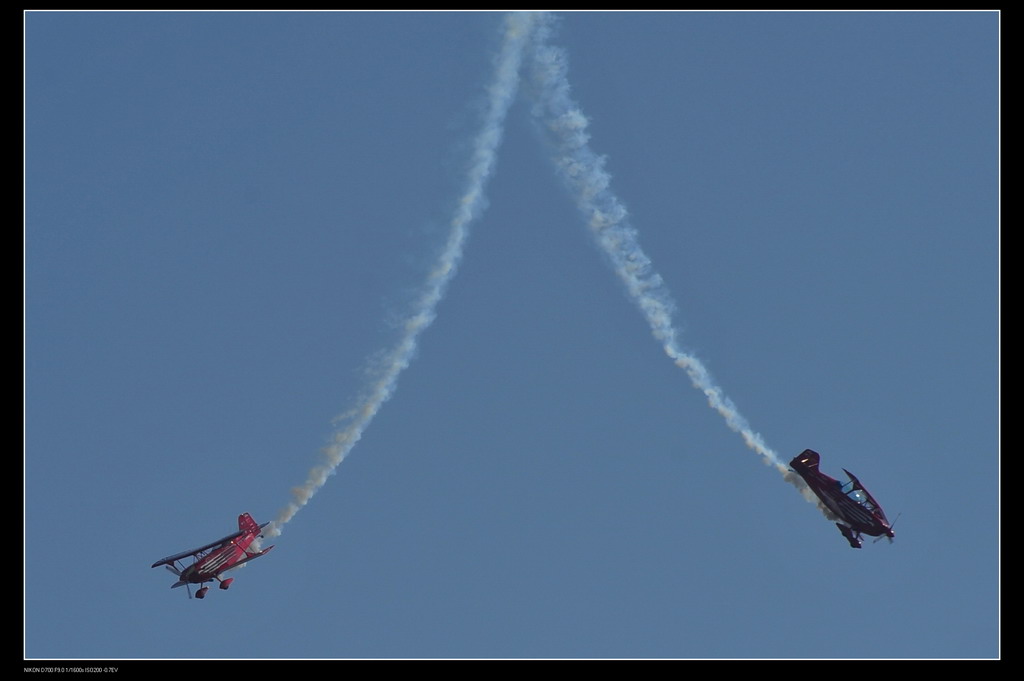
(792, 449), (821, 471)
(238, 513), (261, 534)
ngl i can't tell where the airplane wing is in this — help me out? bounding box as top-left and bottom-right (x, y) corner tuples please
(842, 468), (890, 522)
(150, 528), (247, 568)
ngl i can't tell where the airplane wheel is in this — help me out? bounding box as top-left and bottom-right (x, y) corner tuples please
(219, 578), (233, 590)
(196, 587), (209, 599)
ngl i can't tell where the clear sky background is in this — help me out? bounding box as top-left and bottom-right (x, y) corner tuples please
(25, 11), (998, 660)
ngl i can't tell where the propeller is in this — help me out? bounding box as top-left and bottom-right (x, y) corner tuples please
(873, 513), (901, 544)
(165, 563), (192, 598)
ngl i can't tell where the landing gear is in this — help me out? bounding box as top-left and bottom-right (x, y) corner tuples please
(836, 523), (863, 549)
(219, 578), (234, 590)
(196, 586), (210, 599)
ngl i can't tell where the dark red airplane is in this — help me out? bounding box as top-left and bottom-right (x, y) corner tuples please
(151, 513), (275, 598)
(789, 449), (894, 549)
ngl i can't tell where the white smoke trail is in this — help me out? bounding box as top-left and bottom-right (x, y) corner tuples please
(264, 12), (540, 538)
(524, 15), (824, 508)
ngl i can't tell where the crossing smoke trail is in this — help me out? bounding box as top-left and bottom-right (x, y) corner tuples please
(524, 15), (826, 511)
(263, 12), (540, 538)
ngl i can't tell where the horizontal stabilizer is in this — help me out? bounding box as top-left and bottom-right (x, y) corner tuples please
(221, 545), (275, 574)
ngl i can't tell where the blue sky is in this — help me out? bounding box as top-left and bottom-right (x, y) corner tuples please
(25, 11), (998, 660)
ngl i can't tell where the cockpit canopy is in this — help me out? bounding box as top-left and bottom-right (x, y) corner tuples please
(840, 479), (878, 512)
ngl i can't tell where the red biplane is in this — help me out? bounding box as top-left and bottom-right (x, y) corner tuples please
(789, 449), (894, 549)
(151, 513), (275, 598)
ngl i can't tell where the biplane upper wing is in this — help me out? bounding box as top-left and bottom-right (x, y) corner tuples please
(150, 529), (247, 568)
(150, 514), (271, 568)
(841, 468), (890, 523)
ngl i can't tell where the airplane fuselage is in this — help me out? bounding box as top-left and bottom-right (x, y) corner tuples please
(153, 514), (274, 597)
(790, 450), (894, 543)
(179, 541), (252, 583)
